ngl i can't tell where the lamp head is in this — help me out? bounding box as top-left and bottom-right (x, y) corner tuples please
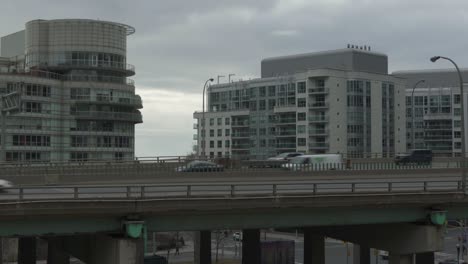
(430, 56), (441, 63)
(209, 78), (214, 82)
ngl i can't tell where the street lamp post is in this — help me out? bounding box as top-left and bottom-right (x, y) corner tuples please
(411, 80), (425, 150)
(201, 78), (214, 159)
(431, 56), (466, 193)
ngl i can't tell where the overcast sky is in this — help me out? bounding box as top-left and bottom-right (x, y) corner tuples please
(1, 0), (467, 157)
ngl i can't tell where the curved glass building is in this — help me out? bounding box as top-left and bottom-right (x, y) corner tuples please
(0, 19), (142, 162)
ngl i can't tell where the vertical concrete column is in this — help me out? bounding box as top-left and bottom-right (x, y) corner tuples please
(389, 253), (414, 264)
(242, 229), (260, 264)
(415, 252), (434, 264)
(194, 231), (211, 264)
(353, 244), (370, 264)
(47, 241), (69, 264)
(304, 229), (325, 264)
(18, 237), (36, 264)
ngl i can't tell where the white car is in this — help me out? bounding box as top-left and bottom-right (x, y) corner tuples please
(0, 180), (13, 192)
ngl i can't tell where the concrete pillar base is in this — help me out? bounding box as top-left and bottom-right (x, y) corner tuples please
(242, 229), (260, 264)
(304, 229), (325, 264)
(353, 244), (370, 264)
(389, 253), (414, 264)
(47, 241), (69, 264)
(194, 231), (211, 264)
(415, 252), (434, 264)
(18, 237), (36, 264)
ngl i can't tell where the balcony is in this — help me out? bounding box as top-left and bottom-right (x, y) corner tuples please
(309, 142), (329, 149)
(71, 111), (143, 123)
(231, 133), (250, 138)
(309, 129), (329, 136)
(276, 130), (296, 137)
(276, 118), (296, 124)
(423, 114), (453, 120)
(29, 59), (135, 76)
(231, 121), (249, 127)
(71, 95), (143, 108)
(65, 75), (135, 86)
(274, 105), (297, 113)
(193, 134), (198, 140)
(308, 87), (329, 94)
(193, 123), (198, 129)
(232, 144), (250, 150)
(309, 116), (329, 123)
(308, 102), (329, 109)
(276, 143), (296, 149)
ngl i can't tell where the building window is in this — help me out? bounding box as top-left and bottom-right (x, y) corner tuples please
(210, 118), (214, 126)
(210, 129), (214, 137)
(455, 120), (461, 128)
(210, 152), (214, 158)
(259, 100), (266, 110)
(225, 118), (230, 125)
(259, 87), (266, 97)
(225, 140), (230, 148)
(454, 94), (461, 104)
(297, 98), (306, 107)
(268, 86), (276, 96)
(297, 112), (306, 121)
(298, 138), (306, 146)
(97, 136), (112, 147)
(225, 129), (230, 136)
(13, 135), (50, 146)
(455, 108), (461, 116)
(217, 129), (222, 137)
(210, 141), (214, 148)
(24, 102), (41, 113)
(260, 139), (266, 147)
(217, 140), (222, 148)
(297, 82), (306, 93)
(114, 136), (130, 148)
(297, 125), (306, 134)
(259, 128), (266, 136)
(114, 152), (124, 160)
(27, 84), (52, 97)
(70, 152), (88, 162)
(217, 152), (222, 157)
(455, 131), (461, 138)
(71, 136), (88, 147)
(217, 118), (222, 126)
(455, 142), (462, 149)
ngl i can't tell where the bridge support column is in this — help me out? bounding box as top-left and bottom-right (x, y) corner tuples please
(389, 253), (414, 264)
(194, 231), (211, 264)
(242, 229), (260, 264)
(304, 229), (324, 264)
(353, 244), (370, 264)
(47, 240), (69, 264)
(415, 252), (434, 264)
(18, 237), (36, 264)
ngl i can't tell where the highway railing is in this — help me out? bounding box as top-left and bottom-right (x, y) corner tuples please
(0, 179), (462, 201)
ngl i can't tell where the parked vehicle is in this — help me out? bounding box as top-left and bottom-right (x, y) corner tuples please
(175, 161), (224, 172)
(0, 180), (13, 192)
(232, 231), (242, 241)
(395, 149), (433, 165)
(281, 154), (343, 170)
(267, 152), (303, 161)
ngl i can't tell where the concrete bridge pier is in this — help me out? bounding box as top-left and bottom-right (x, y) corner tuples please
(242, 229), (260, 264)
(388, 254), (414, 264)
(194, 230), (211, 264)
(303, 229), (325, 264)
(353, 244), (370, 264)
(18, 237), (36, 264)
(415, 252), (434, 263)
(47, 240), (69, 264)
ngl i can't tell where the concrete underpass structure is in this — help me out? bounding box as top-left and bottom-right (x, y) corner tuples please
(0, 190), (465, 264)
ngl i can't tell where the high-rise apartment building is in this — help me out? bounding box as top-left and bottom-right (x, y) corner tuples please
(394, 69), (468, 157)
(0, 19), (142, 162)
(193, 48), (407, 159)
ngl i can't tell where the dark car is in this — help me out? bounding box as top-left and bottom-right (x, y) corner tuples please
(175, 161), (224, 172)
(395, 149), (433, 165)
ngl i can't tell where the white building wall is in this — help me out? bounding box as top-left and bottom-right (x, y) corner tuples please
(328, 74), (348, 154)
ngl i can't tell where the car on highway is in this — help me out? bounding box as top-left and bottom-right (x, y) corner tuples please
(0, 179), (13, 192)
(281, 154), (343, 171)
(395, 149), (433, 165)
(267, 152), (303, 161)
(175, 161), (224, 172)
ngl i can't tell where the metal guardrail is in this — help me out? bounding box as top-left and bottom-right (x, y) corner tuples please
(0, 180), (462, 201)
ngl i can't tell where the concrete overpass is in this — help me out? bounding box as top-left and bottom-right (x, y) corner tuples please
(0, 177), (467, 264)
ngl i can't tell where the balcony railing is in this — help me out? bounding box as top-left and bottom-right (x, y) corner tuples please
(309, 116), (329, 122)
(70, 95), (142, 108)
(231, 121), (249, 127)
(308, 102), (329, 109)
(28, 59), (135, 74)
(308, 87), (329, 94)
(231, 133), (250, 138)
(309, 142), (329, 149)
(276, 131), (296, 136)
(71, 111), (143, 123)
(309, 129), (329, 135)
(276, 143), (296, 149)
(232, 144), (250, 149)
